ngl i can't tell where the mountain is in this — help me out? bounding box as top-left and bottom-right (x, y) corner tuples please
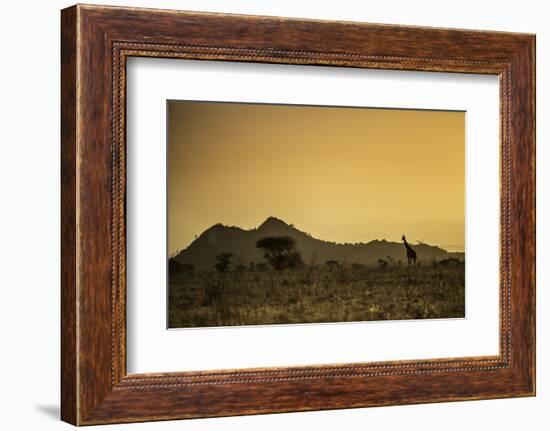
(172, 216), (464, 270)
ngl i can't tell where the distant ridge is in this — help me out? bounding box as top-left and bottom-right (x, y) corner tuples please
(172, 217), (464, 270)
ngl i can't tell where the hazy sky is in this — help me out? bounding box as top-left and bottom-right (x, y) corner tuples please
(168, 101), (465, 254)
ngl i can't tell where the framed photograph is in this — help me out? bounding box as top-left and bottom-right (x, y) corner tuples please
(165, 101), (466, 329)
(61, 4), (535, 425)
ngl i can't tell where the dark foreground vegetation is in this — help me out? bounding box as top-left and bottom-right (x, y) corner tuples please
(168, 258), (465, 328)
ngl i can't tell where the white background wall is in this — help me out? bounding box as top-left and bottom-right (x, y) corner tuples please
(0, 0), (546, 429)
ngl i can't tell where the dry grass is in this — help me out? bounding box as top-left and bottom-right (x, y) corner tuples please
(168, 263), (465, 328)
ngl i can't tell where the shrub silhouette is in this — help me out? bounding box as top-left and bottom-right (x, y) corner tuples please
(168, 259), (194, 275)
(256, 236), (303, 270)
(437, 257), (463, 267)
(377, 258), (388, 269)
(214, 252), (233, 273)
(325, 260), (340, 271)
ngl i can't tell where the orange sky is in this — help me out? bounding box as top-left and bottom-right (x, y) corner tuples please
(168, 101), (465, 254)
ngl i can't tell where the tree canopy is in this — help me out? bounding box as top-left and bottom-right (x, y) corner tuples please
(256, 236), (303, 270)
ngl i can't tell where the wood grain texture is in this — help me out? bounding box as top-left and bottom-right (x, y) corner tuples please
(60, 4), (535, 425)
(60, 5), (78, 425)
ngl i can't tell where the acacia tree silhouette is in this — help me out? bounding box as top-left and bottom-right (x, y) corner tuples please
(256, 236), (303, 270)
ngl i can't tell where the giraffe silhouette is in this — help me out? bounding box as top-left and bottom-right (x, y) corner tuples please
(401, 235), (417, 265)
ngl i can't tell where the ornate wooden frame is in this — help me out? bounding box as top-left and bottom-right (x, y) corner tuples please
(61, 4), (535, 425)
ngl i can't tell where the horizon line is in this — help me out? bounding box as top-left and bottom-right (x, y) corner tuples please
(169, 216), (465, 256)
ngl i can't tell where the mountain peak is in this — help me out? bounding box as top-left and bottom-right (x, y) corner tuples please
(258, 216), (290, 230)
(173, 217), (464, 270)
(205, 222), (225, 232)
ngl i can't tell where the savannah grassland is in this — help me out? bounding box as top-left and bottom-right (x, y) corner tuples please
(168, 262), (465, 328)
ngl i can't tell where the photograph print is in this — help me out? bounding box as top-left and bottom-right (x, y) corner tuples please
(167, 100), (465, 329)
